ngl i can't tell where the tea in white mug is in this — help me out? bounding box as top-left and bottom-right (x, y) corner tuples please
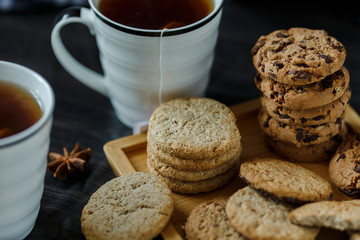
(51, 0), (223, 127)
(0, 81), (42, 138)
(98, 0), (213, 30)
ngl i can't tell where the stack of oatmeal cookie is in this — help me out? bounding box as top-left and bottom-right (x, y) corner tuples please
(146, 97), (242, 194)
(252, 27), (350, 162)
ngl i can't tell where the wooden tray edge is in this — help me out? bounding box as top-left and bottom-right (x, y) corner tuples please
(103, 133), (146, 175)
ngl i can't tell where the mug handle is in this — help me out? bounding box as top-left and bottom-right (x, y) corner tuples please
(51, 7), (108, 96)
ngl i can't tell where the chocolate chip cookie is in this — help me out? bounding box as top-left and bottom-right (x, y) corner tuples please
(266, 125), (347, 162)
(252, 27), (346, 85)
(255, 67), (350, 110)
(259, 107), (345, 147)
(260, 87), (351, 125)
(329, 132), (360, 198)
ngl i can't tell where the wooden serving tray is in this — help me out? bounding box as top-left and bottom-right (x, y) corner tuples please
(103, 98), (360, 240)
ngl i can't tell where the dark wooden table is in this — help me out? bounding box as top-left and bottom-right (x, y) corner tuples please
(1, 1), (360, 239)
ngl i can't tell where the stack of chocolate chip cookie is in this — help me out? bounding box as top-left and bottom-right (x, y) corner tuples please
(251, 27), (350, 162)
(146, 97), (242, 194)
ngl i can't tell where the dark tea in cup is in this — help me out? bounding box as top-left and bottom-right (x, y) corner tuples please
(0, 81), (42, 138)
(98, 0), (213, 30)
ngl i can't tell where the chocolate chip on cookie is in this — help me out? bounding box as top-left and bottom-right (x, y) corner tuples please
(258, 107), (344, 147)
(260, 87), (350, 126)
(266, 125), (347, 163)
(255, 67), (350, 110)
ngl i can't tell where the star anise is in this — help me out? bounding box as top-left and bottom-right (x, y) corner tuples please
(47, 142), (91, 180)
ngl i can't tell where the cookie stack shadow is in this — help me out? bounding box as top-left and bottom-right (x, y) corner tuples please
(146, 97), (242, 194)
(252, 27), (351, 162)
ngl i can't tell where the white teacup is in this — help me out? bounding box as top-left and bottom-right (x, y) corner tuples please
(51, 0), (224, 128)
(0, 61), (55, 240)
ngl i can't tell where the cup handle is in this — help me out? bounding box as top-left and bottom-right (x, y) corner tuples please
(51, 7), (108, 96)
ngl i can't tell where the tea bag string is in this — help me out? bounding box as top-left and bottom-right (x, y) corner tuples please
(159, 27), (168, 105)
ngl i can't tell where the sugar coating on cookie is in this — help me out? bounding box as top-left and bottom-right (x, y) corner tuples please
(147, 97), (241, 160)
(226, 186), (320, 240)
(185, 197), (245, 240)
(289, 200), (360, 231)
(329, 132), (360, 198)
(252, 27), (346, 85)
(81, 172), (173, 240)
(240, 158), (333, 203)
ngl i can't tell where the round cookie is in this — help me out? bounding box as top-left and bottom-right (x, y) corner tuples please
(255, 67), (350, 110)
(184, 197), (246, 240)
(289, 199), (360, 231)
(260, 87), (351, 125)
(239, 158), (333, 204)
(225, 186), (320, 240)
(329, 132), (360, 198)
(147, 150), (239, 181)
(258, 107), (344, 147)
(266, 126), (346, 163)
(147, 97), (241, 160)
(81, 172), (173, 240)
(252, 27), (346, 85)
(148, 163), (238, 194)
(147, 139), (242, 171)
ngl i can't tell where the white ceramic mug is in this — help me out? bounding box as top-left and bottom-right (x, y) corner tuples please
(51, 0), (223, 128)
(0, 61), (55, 240)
